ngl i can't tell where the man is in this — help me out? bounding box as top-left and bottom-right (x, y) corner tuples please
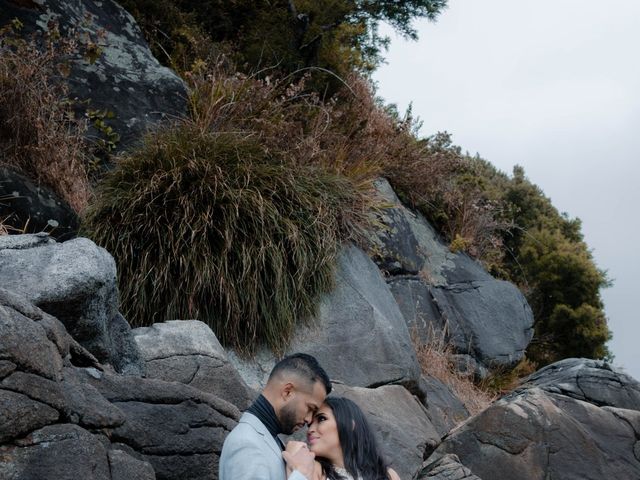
(220, 353), (332, 480)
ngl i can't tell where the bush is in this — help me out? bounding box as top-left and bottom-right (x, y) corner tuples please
(0, 23), (90, 212)
(82, 121), (368, 351)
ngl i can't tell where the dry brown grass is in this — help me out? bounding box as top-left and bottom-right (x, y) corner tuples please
(0, 26), (90, 213)
(413, 327), (496, 416)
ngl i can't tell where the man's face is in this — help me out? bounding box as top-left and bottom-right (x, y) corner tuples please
(278, 380), (327, 435)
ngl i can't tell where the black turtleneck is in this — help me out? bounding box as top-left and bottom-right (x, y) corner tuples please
(247, 394), (283, 439)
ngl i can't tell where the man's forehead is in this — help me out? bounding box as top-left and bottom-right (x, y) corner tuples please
(309, 379), (327, 404)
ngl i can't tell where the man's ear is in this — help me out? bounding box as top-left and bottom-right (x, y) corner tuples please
(282, 382), (295, 401)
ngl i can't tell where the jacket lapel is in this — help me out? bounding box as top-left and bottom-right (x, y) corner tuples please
(240, 412), (284, 459)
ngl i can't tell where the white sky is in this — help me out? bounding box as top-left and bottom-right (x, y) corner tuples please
(373, 0), (640, 379)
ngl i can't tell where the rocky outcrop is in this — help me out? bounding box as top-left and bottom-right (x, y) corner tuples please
(426, 359), (640, 480)
(333, 384), (441, 480)
(524, 357), (640, 409)
(419, 375), (470, 438)
(0, 0), (188, 152)
(229, 244), (422, 391)
(0, 233), (143, 374)
(368, 178), (534, 373)
(0, 167), (80, 241)
(133, 320), (254, 410)
(0, 290), (239, 480)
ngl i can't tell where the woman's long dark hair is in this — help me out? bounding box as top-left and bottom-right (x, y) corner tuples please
(317, 397), (390, 480)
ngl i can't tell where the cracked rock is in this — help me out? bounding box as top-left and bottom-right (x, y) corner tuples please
(133, 320), (253, 410)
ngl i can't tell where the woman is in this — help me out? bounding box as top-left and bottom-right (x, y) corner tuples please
(286, 397), (401, 480)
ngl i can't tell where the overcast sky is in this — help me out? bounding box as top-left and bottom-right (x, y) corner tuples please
(373, 0), (640, 379)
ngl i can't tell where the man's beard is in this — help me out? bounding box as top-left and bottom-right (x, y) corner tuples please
(279, 402), (299, 435)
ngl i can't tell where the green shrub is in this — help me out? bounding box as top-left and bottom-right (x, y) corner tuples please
(83, 123), (366, 351)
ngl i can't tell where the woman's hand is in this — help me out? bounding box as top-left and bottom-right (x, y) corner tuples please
(283, 440), (316, 479)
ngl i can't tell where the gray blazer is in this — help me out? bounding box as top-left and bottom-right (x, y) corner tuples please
(219, 412), (308, 480)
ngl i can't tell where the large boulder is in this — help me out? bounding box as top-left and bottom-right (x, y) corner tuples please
(0, 234), (143, 374)
(0, 292), (239, 480)
(524, 357), (640, 410)
(426, 360), (640, 479)
(0, 167), (79, 241)
(229, 244), (421, 391)
(368, 179), (534, 372)
(132, 320), (254, 410)
(0, 0), (188, 152)
(332, 384), (441, 480)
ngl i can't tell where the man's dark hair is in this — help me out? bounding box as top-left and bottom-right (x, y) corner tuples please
(269, 353), (332, 394)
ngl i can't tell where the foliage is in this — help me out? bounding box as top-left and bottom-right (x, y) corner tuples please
(0, 22), (90, 212)
(82, 65), (377, 352)
(118, 0), (448, 92)
(516, 228), (611, 363)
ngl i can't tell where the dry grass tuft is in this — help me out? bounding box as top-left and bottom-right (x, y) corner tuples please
(84, 59), (391, 352)
(0, 25), (90, 212)
(414, 327), (496, 416)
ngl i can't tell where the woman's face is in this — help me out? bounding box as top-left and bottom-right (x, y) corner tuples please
(306, 404), (342, 464)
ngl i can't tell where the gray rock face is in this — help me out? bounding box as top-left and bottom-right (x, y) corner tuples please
(333, 384), (441, 480)
(0, 424), (151, 480)
(415, 454), (482, 480)
(84, 370), (239, 480)
(0, 167), (80, 241)
(0, 234), (142, 373)
(229, 244), (421, 391)
(0, 0), (187, 152)
(368, 179), (534, 371)
(133, 320), (253, 410)
(419, 375), (470, 438)
(0, 294), (239, 480)
(524, 357), (640, 410)
(428, 360), (640, 480)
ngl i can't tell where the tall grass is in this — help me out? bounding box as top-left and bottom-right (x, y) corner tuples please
(83, 118), (369, 351)
(0, 26), (90, 212)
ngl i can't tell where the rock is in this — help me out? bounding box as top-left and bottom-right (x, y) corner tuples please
(0, 0), (188, 152)
(430, 280), (533, 369)
(0, 423), (151, 480)
(429, 384), (640, 479)
(333, 384), (440, 480)
(415, 454), (482, 480)
(0, 293), (65, 381)
(132, 320), (253, 409)
(0, 167), (80, 241)
(0, 287), (101, 371)
(524, 357), (640, 410)
(0, 361), (16, 379)
(229, 244), (421, 391)
(0, 390), (59, 443)
(108, 449), (156, 480)
(108, 313), (145, 376)
(388, 277), (444, 344)
(419, 375), (470, 438)
(0, 234), (141, 373)
(449, 354), (489, 381)
(367, 178), (534, 371)
(82, 369), (239, 480)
